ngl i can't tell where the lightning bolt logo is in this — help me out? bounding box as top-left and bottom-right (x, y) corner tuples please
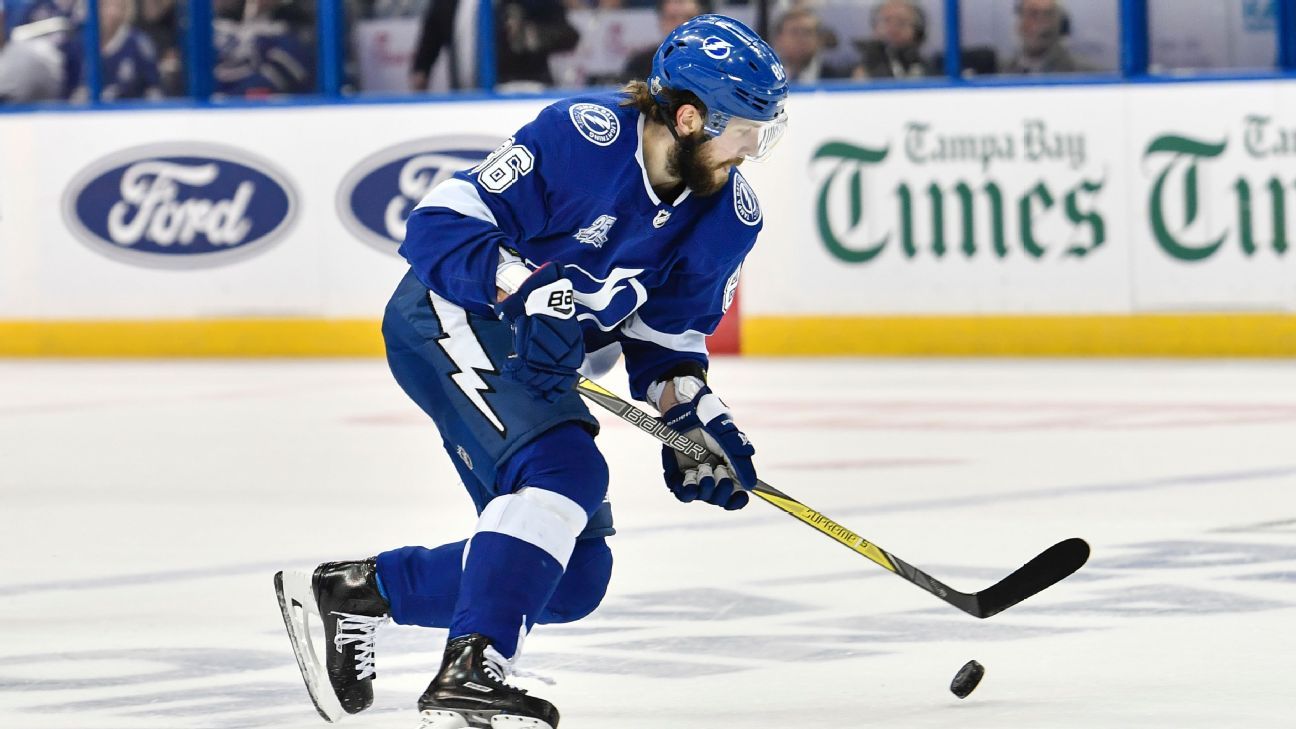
(428, 293), (507, 435)
(701, 36), (733, 60)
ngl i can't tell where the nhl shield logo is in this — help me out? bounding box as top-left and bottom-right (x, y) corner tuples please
(653, 209), (671, 228)
(575, 215), (617, 248)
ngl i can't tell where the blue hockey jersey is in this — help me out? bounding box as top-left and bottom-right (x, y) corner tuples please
(101, 26), (162, 101)
(402, 92), (763, 401)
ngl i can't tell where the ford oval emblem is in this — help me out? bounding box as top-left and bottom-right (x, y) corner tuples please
(63, 143), (299, 269)
(337, 136), (503, 256)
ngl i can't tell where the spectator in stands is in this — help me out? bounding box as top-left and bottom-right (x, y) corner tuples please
(0, 1), (77, 103)
(137, 0), (184, 95)
(853, 0), (931, 80)
(411, 0), (579, 92)
(98, 0), (163, 100)
(213, 0), (315, 96)
(620, 0), (702, 82)
(771, 6), (849, 83)
(1001, 0), (1093, 74)
(547, 0), (637, 87)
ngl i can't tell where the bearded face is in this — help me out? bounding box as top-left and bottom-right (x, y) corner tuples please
(667, 129), (740, 198)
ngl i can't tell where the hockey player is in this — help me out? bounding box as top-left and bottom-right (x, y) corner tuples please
(276, 14), (788, 729)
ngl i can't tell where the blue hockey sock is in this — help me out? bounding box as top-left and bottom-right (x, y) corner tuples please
(449, 487), (587, 657)
(381, 425), (610, 645)
(374, 541), (466, 627)
(450, 531), (563, 657)
(372, 538), (612, 629)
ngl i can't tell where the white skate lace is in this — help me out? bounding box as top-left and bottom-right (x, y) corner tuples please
(332, 612), (389, 681)
(483, 646), (556, 687)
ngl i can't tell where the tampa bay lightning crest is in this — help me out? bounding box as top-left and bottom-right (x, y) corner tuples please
(569, 103), (621, 147)
(733, 173), (762, 226)
(338, 135), (503, 255)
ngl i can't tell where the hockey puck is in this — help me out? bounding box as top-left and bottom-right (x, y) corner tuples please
(949, 660), (984, 699)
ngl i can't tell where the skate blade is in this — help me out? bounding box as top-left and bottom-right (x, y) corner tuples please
(275, 569), (346, 723)
(418, 710), (469, 729)
(491, 716), (555, 729)
(417, 710), (554, 729)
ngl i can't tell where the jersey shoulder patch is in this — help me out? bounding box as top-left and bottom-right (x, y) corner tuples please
(732, 172), (762, 227)
(568, 102), (621, 147)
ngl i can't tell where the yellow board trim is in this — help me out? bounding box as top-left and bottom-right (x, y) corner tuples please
(743, 314), (1296, 356)
(0, 319), (385, 357)
(6, 313), (1296, 357)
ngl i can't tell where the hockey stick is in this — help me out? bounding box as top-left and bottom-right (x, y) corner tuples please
(577, 377), (1090, 619)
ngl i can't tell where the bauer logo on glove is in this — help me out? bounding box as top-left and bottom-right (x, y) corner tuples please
(494, 263), (585, 402)
(654, 375), (759, 511)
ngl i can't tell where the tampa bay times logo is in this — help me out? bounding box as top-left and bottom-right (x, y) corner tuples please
(337, 136), (504, 255)
(811, 119), (1106, 264)
(1144, 116), (1293, 262)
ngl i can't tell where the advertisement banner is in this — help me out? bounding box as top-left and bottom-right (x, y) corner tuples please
(745, 86), (1130, 316)
(0, 101), (543, 322)
(1126, 85), (1296, 311)
(743, 80), (1296, 322)
(2, 79), (1296, 355)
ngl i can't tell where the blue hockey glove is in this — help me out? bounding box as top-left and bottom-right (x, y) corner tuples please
(657, 377), (757, 511)
(493, 263), (585, 402)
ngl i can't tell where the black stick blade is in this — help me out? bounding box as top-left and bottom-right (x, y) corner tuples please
(973, 538), (1090, 618)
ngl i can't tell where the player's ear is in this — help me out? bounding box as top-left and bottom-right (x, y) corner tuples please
(675, 104), (704, 137)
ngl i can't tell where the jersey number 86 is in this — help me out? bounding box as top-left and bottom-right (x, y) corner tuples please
(475, 144), (536, 194)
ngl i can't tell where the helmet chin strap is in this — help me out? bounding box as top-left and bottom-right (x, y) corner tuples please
(657, 101), (712, 146)
(656, 102), (685, 143)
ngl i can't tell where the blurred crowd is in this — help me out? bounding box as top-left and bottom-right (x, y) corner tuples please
(0, 0), (318, 102)
(0, 0), (1271, 104)
(398, 0), (1098, 91)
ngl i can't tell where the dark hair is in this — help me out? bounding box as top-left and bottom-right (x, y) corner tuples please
(871, 0), (928, 44)
(620, 79), (707, 127)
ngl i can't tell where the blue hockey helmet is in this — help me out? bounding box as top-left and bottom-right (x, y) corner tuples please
(649, 14), (789, 161)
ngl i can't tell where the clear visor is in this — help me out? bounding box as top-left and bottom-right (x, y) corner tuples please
(703, 110), (788, 162)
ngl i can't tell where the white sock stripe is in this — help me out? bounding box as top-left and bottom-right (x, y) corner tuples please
(518, 487), (589, 534)
(473, 489), (585, 566)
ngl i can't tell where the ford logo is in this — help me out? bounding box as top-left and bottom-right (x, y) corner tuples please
(63, 143), (298, 268)
(337, 136), (503, 256)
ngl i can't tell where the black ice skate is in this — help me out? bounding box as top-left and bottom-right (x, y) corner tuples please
(417, 633), (559, 729)
(274, 559), (390, 723)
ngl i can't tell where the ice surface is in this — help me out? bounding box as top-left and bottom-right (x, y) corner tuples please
(2, 358), (1294, 728)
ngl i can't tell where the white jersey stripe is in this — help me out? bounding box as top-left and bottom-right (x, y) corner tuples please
(416, 177), (498, 226)
(620, 313), (709, 355)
